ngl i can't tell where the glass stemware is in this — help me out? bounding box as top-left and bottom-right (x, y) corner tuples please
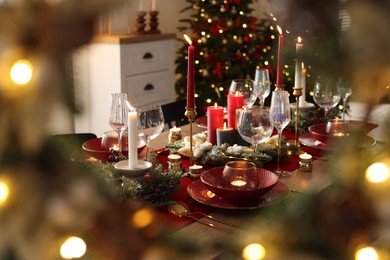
(237, 106), (273, 162)
(337, 78), (352, 120)
(253, 69), (271, 108)
(313, 79), (341, 121)
(229, 79), (257, 108)
(136, 105), (165, 157)
(109, 93), (129, 155)
(269, 90), (291, 177)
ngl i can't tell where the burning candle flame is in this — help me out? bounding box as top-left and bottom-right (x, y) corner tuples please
(183, 34), (192, 45)
(277, 25), (283, 35)
(301, 62), (305, 69)
(297, 36), (302, 43)
(214, 102), (218, 108)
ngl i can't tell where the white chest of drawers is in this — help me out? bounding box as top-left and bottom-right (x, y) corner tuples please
(72, 33), (176, 136)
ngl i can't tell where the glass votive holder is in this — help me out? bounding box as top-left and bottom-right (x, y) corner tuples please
(221, 161), (258, 190)
(101, 130), (128, 151)
(326, 119), (350, 136)
(298, 152), (312, 172)
(167, 154), (182, 171)
(189, 164), (203, 178)
(168, 126), (182, 143)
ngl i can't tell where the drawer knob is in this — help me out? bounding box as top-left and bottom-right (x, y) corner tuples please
(144, 84), (154, 91)
(143, 52), (153, 59)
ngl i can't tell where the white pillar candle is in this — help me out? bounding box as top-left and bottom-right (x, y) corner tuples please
(294, 37), (303, 92)
(128, 111), (138, 169)
(151, 0), (156, 10)
(299, 62), (307, 106)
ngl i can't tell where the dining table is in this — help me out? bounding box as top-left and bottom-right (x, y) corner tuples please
(146, 120), (385, 259)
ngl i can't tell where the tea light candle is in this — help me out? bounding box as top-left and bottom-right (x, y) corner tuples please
(298, 152), (312, 172)
(207, 103), (224, 145)
(168, 154), (181, 163)
(299, 152), (312, 163)
(168, 126), (182, 143)
(168, 154), (182, 171)
(216, 122), (233, 146)
(231, 179), (247, 187)
(189, 164), (203, 178)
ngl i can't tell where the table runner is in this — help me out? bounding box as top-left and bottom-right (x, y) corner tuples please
(155, 130), (325, 229)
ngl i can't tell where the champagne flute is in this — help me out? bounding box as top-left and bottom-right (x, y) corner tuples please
(109, 93), (129, 155)
(253, 69), (271, 108)
(229, 79), (257, 108)
(237, 106), (274, 162)
(337, 78), (352, 120)
(313, 79), (341, 121)
(137, 105), (165, 157)
(269, 90), (291, 177)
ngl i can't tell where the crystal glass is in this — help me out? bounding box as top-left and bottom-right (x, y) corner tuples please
(109, 93), (128, 155)
(237, 106), (273, 162)
(253, 69), (271, 108)
(313, 79), (341, 120)
(269, 90), (291, 177)
(229, 79), (257, 108)
(337, 78), (352, 120)
(136, 105), (165, 156)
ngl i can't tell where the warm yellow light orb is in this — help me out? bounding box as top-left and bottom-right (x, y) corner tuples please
(60, 236), (87, 259)
(242, 243), (266, 260)
(10, 59), (33, 85)
(0, 181), (9, 204)
(355, 246), (379, 260)
(132, 208), (154, 229)
(366, 162), (390, 183)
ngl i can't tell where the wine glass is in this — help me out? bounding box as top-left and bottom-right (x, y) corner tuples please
(269, 90), (291, 177)
(137, 105), (165, 156)
(253, 69), (271, 108)
(337, 78), (352, 120)
(237, 106), (274, 162)
(109, 93), (128, 155)
(313, 79), (341, 121)
(229, 79), (257, 108)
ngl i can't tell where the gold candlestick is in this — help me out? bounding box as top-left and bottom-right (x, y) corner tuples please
(292, 87), (303, 146)
(275, 84), (285, 91)
(185, 107), (197, 165)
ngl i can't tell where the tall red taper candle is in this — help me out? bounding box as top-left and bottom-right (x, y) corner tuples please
(276, 25), (284, 86)
(184, 34), (195, 108)
(207, 103), (224, 145)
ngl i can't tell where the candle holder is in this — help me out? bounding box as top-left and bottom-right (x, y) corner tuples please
(185, 107), (197, 165)
(148, 11), (161, 34)
(134, 11), (147, 35)
(292, 87), (303, 146)
(274, 84), (285, 91)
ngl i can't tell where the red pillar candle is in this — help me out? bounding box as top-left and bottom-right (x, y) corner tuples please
(184, 34), (195, 108)
(207, 103), (224, 145)
(227, 92), (244, 130)
(276, 25), (284, 86)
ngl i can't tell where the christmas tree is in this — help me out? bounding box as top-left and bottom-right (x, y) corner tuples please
(175, 0), (280, 109)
